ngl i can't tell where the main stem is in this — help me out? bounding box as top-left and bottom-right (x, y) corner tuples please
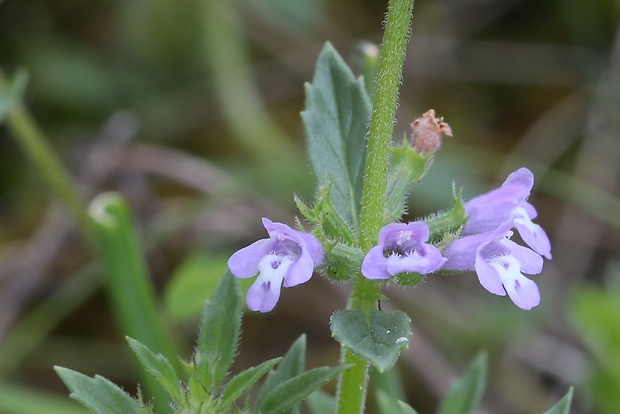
(336, 0), (414, 413)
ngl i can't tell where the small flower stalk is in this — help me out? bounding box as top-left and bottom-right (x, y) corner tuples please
(228, 218), (324, 312)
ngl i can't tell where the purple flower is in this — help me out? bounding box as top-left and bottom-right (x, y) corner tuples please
(228, 218), (324, 313)
(362, 222), (446, 280)
(443, 221), (543, 310)
(463, 168), (551, 259)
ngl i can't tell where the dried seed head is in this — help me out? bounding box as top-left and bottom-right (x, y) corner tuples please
(410, 109), (452, 156)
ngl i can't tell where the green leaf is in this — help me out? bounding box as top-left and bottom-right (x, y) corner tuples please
(397, 400), (419, 414)
(195, 270), (242, 391)
(259, 365), (349, 414)
(305, 389), (335, 414)
(163, 252), (230, 321)
(330, 309), (412, 372)
(437, 352), (487, 414)
(0, 69), (28, 125)
(301, 42), (371, 230)
(542, 387), (574, 414)
(54, 366), (140, 414)
(219, 358), (282, 412)
(126, 337), (184, 408)
(255, 335), (306, 413)
(0, 383), (88, 414)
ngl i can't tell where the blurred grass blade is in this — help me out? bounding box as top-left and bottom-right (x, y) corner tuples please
(0, 69), (93, 241)
(0, 68), (28, 125)
(89, 192), (177, 412)
(437, 352), (487, 414)
(0, 383), (88, 414)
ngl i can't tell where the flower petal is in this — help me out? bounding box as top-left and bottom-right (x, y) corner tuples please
(464, 168), (533, 235)
(488, 255), (540, 310)
(283, 249), (314, 287)
(299, 232), (325, 266)
(228, 239), (272, 278)
(442, 231), (492, 271)
(361, 246), (391, 280)
(501, 239), (544, 274)
(474, 251), (507, 296)
(245, 255), (291, 312)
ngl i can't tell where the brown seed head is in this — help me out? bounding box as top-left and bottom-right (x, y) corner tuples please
(410, 109), (452, 156)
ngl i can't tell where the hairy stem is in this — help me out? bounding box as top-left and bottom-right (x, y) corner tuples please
(336, 0), (415, 413)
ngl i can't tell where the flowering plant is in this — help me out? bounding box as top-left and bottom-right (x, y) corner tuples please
(45, 0), (572, 413)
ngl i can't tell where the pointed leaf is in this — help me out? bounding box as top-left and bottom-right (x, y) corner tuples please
(543, 387), (574, 414)
(259, 365), (349, 414)
(218, 357), (282, 412)
(255, 335), (306, 412)
(302, 42), (371, 229)
(397, 400), (419, 414)
(437, 352), (487, 414)
(305, 389), (335, 414)
(126, 337), (184, 407)
(195, 270), (243, 390)
(330, 309), (412, 372)
(54, 366), (140, 414)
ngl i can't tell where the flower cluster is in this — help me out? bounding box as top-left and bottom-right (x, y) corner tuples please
(227, 168), (550, 312)
(441, 168), (551, 310)
(227, 218), (324, 313)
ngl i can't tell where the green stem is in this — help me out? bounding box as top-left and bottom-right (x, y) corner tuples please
(0, 70), (94, 244)
(337, 0), (414, 413)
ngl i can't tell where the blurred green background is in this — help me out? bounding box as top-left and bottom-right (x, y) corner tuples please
(1, 0), (620, 413)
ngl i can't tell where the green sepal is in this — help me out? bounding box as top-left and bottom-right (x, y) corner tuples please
(54, 366), (140, 414)
(195, 270), (242, 392)
(330, 309), (412, 372)
(126, 337), (184, 408)
(394, 271), (423, 286)
(437, 352), (487, 414)
(384, 141), (433, 224)
(324, 241), (365, 281)
(543, 387), (574, 414)
(218, 357), (282, 413)
(423, 185), (468, 245)
(295, 182), (356, 244)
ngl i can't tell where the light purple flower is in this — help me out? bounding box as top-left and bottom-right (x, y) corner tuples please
(228, 218), (324, 313)
(463, 168), (551, 259)
(443, 221), (543, 310)
(362, 222), (446, 280)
